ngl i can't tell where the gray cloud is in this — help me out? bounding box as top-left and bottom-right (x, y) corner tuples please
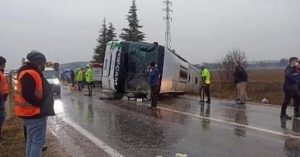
(0, 0), (299, 70)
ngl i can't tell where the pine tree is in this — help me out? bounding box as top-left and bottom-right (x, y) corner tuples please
(120, 0), (145, 42)
(107, 22), (117, 42)
(94, 19), (108, 63)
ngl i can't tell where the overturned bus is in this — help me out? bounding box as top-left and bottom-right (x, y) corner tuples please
(102, 41), (201, 98)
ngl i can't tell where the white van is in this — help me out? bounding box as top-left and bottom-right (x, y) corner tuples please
(43, 67), (61, 95)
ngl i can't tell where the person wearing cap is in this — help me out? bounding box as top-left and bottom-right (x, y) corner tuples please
(14, 50), (55, 157)
(0, 56), (9, 141)
(148, 62), (160, 110)
(85, 65), (94, 96)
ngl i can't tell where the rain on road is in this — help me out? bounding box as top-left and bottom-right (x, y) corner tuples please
(48, 87), (300, 157)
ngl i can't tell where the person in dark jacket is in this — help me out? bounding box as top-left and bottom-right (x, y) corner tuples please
(0, 56), (9, 141)
(281, 57), (300, 120)
(234, 61), (248, 104)
(70, 69), (75, 87)
(148, 62), (160, 110)
(15, 51), (55, 157)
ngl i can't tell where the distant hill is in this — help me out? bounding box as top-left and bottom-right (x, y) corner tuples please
(195, 59), (288, 71)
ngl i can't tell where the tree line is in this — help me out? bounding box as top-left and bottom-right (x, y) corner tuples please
(93, 0), (145, 63)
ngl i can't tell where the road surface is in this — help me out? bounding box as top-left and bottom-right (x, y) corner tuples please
(48, 86), (300, 157)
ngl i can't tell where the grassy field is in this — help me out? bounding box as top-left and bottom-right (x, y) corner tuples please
(211, 69), (284, 105)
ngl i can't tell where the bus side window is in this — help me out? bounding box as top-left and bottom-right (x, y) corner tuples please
(179, 70), (188, 80)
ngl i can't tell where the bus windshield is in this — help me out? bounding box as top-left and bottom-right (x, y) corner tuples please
(125, 42), (162, 93)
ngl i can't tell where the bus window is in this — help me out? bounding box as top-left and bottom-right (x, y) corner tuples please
(180, 69), (188, 80)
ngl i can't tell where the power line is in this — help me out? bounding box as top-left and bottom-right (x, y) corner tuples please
(163, 0), (173, 49)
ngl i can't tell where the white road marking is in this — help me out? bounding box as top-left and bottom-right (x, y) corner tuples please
(61, 117), (124, 157)
(158, 106), (300, 140)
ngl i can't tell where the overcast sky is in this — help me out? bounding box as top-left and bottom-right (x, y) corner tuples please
(1, 0), (299, 69)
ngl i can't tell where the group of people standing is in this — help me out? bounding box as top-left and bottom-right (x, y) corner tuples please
(73, 66), (94, 96)
(0, 51), (56, 157)
(198, 57), (300, 121)
(0, 51), (95, 157)
(1, 53), (299, 156)
(199, 61), (248, 105)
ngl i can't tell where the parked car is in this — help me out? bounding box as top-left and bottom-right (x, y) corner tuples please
(43, 67), (61, 95)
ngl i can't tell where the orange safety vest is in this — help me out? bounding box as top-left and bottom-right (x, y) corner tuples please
(0, 71), (9, 94)
(14, 70), (43, 117)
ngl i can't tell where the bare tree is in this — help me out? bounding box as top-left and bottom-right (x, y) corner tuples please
(220, 47), (248, 85)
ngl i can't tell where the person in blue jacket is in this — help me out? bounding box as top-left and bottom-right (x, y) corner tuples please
(148, 62), (160, 110)
(281, 57), (300, 120)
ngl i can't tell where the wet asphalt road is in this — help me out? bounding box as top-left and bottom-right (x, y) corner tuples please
(48, 86), (300, 157)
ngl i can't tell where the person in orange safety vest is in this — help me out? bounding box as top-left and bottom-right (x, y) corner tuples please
(0, 56), (9, 141)
(15, 51), (55, 157)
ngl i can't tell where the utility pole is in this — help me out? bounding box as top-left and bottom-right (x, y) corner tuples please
(163, 0), (173, 49)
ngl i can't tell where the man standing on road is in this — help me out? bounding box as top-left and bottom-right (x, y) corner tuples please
(85, 65), (94, 96)
(76, 68), (84, 91)
(70, 69), (75, 88)
(15, 51), (55, 157)
(0, 56), (9, 141)
(200, 66), (211, 104)
(148, 62), (160, 110)
(281, 57), (300, 120)
(234, 61), (248, 104)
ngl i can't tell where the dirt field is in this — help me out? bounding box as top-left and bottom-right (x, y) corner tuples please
(211, 69), (285, 105)
(0, 116), (70, 157)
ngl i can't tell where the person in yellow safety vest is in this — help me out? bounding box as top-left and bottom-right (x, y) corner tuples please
(85, 65), (93, 96)
(76, 68), (84, 91)
(200, 66), (211, 104)
(0, 56), (9, 141)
